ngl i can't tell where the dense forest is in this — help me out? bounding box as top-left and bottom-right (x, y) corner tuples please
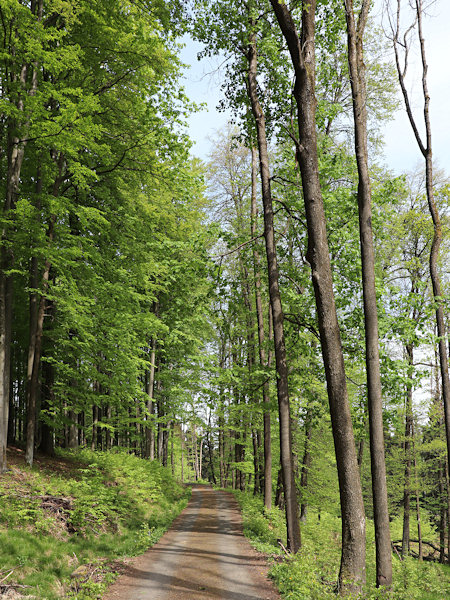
(1, 0), (449, 598)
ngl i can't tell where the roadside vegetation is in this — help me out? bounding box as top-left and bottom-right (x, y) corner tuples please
(233, 490), (450, 600)
(0, 448), (190, 600)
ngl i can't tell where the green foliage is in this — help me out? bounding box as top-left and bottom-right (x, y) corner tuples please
(234, 489), (450, 600)
(0, 449), (190, 599)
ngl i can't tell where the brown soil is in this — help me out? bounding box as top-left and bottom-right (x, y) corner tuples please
(103, 485), (281, 600)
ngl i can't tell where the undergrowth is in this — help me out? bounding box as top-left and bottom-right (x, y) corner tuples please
(233, 490), (450, 600)
(0, 448), (190, 599)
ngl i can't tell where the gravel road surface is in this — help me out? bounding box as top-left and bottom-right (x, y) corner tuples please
(103, 485), (281, 600)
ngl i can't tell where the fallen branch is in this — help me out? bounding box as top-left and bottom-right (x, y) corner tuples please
(277, 538), (291, 557)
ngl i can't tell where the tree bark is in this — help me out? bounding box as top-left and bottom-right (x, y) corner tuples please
(145, 337), (156, 460)
(344, 0), (392, 586)
(269, 1), (366, 589)
(246, 29), (301, 553)
(0, 0), (43, 472)
(250, 145), (272, 509)
(300, 410), (313, 522)
(393, 0), (450, 484)
(25, 155), (63, 466)
(402, 344), (414, 557)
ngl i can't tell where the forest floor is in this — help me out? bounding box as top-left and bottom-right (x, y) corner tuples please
(102, 484), (280, 600)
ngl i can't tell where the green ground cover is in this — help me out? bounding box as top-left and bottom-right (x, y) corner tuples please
(0, 448), (190, 599)
(233, 490), (450, 600)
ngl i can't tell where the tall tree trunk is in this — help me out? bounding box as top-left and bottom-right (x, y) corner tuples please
(145, 337), (156, 459)
(439, 459), (446, 563)
(92, 404), (98, 450)
(25, 156), (63, 466)
(411, 420), (423, 560)
(39, 355), (55, 456)
(68, 411), (78, 449)
(344, 0), (392, 586)
(402, 344), (414, 557)
(269, 1), (366, 589)
(207, 411), (217, 485)
(393, 0), (450, 484)
(25, 217), (57, 466)
(300, 409), (313, 522)
(105, 404), (112, 450)
(251, 145), (272, 509)
(181, 427), (185, 483)
(1, 1), (42, 472)
(246, 28), (301, 554)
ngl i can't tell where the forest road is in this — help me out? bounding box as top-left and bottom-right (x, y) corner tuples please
(103, 485), (281, 600)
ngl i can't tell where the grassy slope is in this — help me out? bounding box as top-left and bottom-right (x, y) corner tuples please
(0, 447), (190, 599)
(233, 490), (450, 600)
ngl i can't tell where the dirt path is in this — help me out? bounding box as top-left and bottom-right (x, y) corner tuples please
(103, 485), (281, 600)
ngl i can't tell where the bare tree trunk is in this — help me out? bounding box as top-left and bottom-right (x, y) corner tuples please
(92, 404), (98, 450)
(68, 411), (78, 449)
(269, 1), (366, 588)
(402, 344), (414, 557)
(251, 145), (272, 509)
(411, 420), (423, 560)
(1, 1), (43, 472)
(39, 354), (55, 456)
(199, 437), (203, 480)
(181, 427), (185, 483)
(25, 154), (63, 466)
(146, 338), (156, 459)
(344, 0), (392, 586)
(245, 28), (301, 553)
(207, 413), (217, 484)
(193, 424), (198, 480)
(439, 459), (446, 563)
(392, 0), (450, 483)
(25, 218), (56, 466)
(105, 404), (112, 450)
(300, 410), (313, 522)
(219, 414), (225, 487)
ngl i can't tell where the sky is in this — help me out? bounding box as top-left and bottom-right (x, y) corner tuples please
(179, 1), (450, 175)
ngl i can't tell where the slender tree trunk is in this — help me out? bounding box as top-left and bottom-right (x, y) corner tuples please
(1, 1), (42, 472)
(146, 338), (156, 459)
(300, 410), (313, 522)
(402, 344), (414, 557)
(246, 28), (301, 554)
(411, 420), (423, 560)
(181, 427), (185, 483)
(105, 404), (112, 450)
(251, 145), (272, 509)
(207, 415), (217, 485)
(275, 466), (284, 511)
(269, 1), (366, 588)
(39, 355), (54, 456)
(92, 404), (98, 450)
(344, 0), (392, 586)
(252, 428), (260, 495)
(199, 437), (203, 480)
(193, 424), (198, 480)
(68, 411), (78, 449)
(393, 0), (450, 483)
(25, 157), (63, 466)
(439, 459), (446, 563)
(25, 224), (55, 466)
(170, 421), (175, 476)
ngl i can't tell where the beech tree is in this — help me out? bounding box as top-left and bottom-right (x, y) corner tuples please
(344, 0), (392, 587)
(268, 0), (366, 591)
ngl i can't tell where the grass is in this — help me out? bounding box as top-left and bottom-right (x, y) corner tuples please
(0, 446), (190, 599)
(232, 490), (450, 600)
